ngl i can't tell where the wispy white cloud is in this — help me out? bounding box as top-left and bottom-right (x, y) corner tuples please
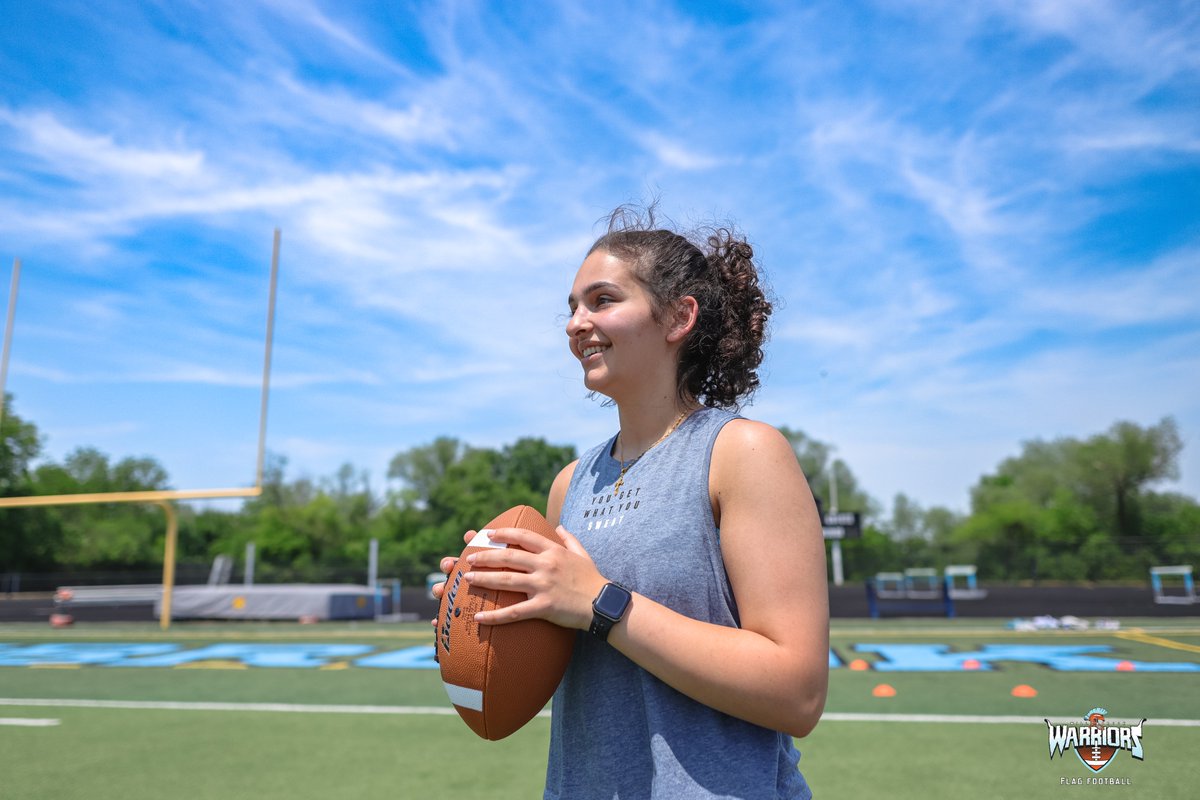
(263, 0), (415, 78)
(1024, 246), (1200, 328)
(1001, 0), (1200, 81)
(0, 108), (204, 179)
(635, 131), (725, 171)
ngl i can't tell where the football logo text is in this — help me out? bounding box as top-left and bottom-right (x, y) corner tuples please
(439, 571), (463, 653)
(1046, 707), (1145, 773)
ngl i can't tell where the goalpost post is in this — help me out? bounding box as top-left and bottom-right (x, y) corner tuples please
(0, 229), (282, 629)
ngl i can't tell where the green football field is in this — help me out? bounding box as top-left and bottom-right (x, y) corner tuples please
(1, 617), (1197, 799)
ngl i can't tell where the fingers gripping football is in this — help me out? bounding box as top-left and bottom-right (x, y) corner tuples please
(464, 525), (605, 630)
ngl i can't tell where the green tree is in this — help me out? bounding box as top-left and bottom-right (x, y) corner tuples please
(883, 493), (924, 540)
(1136, 490), (1200, 570)
(1073, 418), (1183, 539)
(0, 395), (63, 571)
(865, 493), (967, 577)
(0, 393), (41, 492)
(500, 438), (576, 500)
(224, 455), (378, 580)
(778, 426), (877, 519)
(387, 436), (465, 506)
(962, 417), (1190, 580)
(32, 447), (173, 569)
(379, 436), (576, 578)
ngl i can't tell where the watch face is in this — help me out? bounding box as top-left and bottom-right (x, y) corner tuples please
(595, 584), (630, 619)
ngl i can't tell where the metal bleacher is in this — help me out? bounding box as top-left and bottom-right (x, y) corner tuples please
(866, 565), (989, 618)
(1150, 565), (1196, 605)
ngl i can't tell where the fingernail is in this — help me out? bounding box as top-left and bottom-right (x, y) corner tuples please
(466, 554), (476, 565)
(464, 572), (475, 582)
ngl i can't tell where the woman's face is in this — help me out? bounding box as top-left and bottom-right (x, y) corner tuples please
(566, 251), (672, 399)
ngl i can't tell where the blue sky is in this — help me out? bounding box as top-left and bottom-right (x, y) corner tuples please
(1, 0), (1197, 515)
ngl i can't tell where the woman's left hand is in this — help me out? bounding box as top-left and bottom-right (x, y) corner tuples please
(461, 525), (606, 630)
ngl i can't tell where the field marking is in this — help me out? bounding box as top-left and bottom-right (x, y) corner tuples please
(0, 699), (1196, 727)
(828, 626), (1200, 638)
(1, 622), (1197, 644)
(0, 717), (61, 727)
(0, 697), (550, 719)
(0, 698), (456, 715)
(0, 629), (436, 643)
(822, 713), (1200, 727)
(1116, 628), (1200, 655)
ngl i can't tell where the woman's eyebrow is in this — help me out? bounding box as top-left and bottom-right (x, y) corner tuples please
(568, 280), (620, 305)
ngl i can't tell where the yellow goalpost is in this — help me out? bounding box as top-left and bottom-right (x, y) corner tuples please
(0, 229), (282, 629)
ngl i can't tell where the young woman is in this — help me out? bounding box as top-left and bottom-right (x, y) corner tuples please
(436, 207), (829, 799)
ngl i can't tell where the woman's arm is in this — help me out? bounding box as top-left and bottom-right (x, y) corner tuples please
(464, 421), (828, 737)
(613, 419), (828, 735)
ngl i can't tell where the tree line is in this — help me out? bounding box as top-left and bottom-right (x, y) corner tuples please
(2, 394), (1196, 586)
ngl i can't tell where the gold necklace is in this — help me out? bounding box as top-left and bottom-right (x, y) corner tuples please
(613, 411), (689, 491)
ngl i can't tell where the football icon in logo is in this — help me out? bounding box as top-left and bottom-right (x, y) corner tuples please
(1075, 708), (1118, 772)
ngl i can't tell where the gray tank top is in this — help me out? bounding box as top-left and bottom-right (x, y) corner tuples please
(545, 407), (811, 800)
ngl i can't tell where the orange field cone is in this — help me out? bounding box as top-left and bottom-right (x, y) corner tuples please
(872, 684), (897, 698)
(848, 659), (870, 671)
(1011, 684), (1038, 698)
(961, 658), (982, 670)
(1115, 661), (1136, 672)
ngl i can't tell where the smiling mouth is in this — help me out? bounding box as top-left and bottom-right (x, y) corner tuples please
(581, 345), (607, 360)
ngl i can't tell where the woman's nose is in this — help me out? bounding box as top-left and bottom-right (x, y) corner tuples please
(566, 306), (589, 337)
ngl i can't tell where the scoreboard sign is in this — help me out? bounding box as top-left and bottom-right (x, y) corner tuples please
(821, 511), (862, 540)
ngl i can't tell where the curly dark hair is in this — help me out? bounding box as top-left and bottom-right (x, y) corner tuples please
(587, 205), (772, 410)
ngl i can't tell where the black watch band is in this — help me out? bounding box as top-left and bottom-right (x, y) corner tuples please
(590, 582), (632, 641)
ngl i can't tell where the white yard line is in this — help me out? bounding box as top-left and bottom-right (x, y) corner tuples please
(0, 699), (1195, 727)
(0, 698), (458, 715)
(0, 716), (60, 726)
(821, 713), (1200, 726)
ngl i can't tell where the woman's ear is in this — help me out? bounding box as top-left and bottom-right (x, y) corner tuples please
(665, 296), (699, 343)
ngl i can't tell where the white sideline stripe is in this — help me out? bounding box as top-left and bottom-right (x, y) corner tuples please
(0, 698), (456, 716)
(468, 529), (507, 549)
(0, 717), (60, 727)
(821, 713), (1200, 727)
(0, 698), (551, 718)
(442, 682), (484, 712)
(0, 701), (1193, 727)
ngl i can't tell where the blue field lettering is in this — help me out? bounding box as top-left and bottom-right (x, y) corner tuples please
(853, 643), (1200, 672)
(3, 641), (1198, 671)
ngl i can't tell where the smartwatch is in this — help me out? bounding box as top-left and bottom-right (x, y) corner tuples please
(590, 582), (632, 641)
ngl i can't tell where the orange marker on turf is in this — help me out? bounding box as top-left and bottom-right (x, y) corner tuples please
(848, 659), (869, 671)
(872, 684), (897, 697)
(961, 658), (981, 670)
(1011, 684), (1037, 698)
(1115, 660), (1135, 671)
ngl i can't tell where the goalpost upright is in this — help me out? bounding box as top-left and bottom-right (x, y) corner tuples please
(0, 229), (282, 629)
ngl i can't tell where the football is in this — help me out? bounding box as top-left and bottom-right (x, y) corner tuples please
(436, 505), (575, 740)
